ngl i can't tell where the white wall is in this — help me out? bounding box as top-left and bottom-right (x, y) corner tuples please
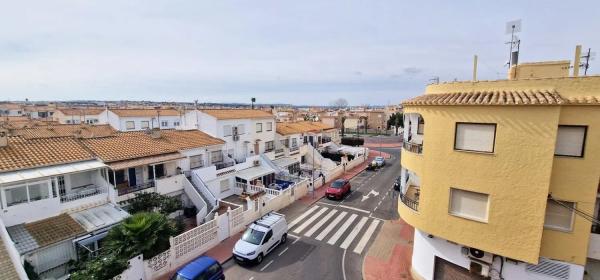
(412, 229), (584, 280)
(403, 113), (423, 144)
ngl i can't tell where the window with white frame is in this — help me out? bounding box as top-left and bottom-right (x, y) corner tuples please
(544, 199), (574, 231)
(417, 117), (424, 135)
(256, 123), (263, 133)
(554, 125), (587, 157)
(454, 123), (496, 153)
(220, 179), (230, 193)
(126, 121), (135, 130)
(189, 155), (204, 169)
(267, 122), (273, 131)
(28, 182), (50, 201)
(4, 181), (51, 207)
(161, 120), (169, 127)
(265, 141), (275, 152)
(5, 186), (28, 207)
(141, 121), (150, 129)
(223, 125), (232, 137)
(211, 150), (223, 163)
(449, 188), (489, 222)
(292, 138), (298, 147)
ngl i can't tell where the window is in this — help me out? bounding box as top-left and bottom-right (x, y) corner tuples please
(126, 121), (135, 130)
(263, 230), (273, 244)
(292, 138), (298, 147)
(544, 199), (574, 231)
(454, 123), (496, 153)
(223, 125), (232, 137)
(266, 122), (273, 131)
(5, 186), (28, 207)
(173, 121), (180, 127)
(555, 125), (587, 157)
(237, 124), (245, 135)
(161, 121), (168, 127)
(211, 150), (223, 163)
(28, 183), (50, 201)
(141, 121), (150, 129)
(220, 179), (230, 193)
(449, 188), (489, 222)
(265, 141), (275, 152)
(256, 123), (262, 133)
(417, 117), (424, 135)
(190, 155), (204, 169)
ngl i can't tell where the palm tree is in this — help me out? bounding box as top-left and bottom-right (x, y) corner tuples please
(104, 212), (176, 259)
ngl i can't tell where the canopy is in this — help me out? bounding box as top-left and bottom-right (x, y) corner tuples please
(0, 160), (106, 185)
(107, 153), (184, 170)
(235, 165), (275, 181)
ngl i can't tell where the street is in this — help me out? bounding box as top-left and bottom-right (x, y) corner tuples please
(223, 147), (401, 280)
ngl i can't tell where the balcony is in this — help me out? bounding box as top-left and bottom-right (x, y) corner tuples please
(403, 141), (423, 154)
(60, 185), (106, 203)
(288, 145), (300, 155)
(400, 185), (420, 211)
(275, 148), (285, 154)
(215, 161), (235, 170)
(117, 181), (155, 196)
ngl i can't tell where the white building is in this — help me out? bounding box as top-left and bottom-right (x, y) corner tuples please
(100, 108), (184, 131)
(53, 108), (105, 124)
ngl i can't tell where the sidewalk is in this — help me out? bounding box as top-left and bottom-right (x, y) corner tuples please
(363, 218), (415, 280)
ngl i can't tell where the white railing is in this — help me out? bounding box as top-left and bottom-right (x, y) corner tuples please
(60, 185), (106, 203)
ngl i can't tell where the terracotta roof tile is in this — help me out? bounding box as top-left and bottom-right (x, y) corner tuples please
(201, 109), (274, 120)
(11, 124), (116, 139)
(276, 121), (335, 135)
(402, 90), (571, 106)
(0, 234), (20, 280)
(24, 214), (85, 247)
(0, 137), (95, 173)
(110, 109), (180, 117)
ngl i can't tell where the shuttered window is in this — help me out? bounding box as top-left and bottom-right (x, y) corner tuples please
(190, 155), (203, 169)
(554, 125), (587, 157)
(449, 188), (489, 222)
(454, 123), (496, 153)
(544, 199), (574, 231)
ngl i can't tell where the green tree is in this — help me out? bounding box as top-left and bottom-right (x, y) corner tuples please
(70, 253), (128, 280)
(105, 212), (177, 260)
(387, 112), (403, 135)
(128, 192), (182, 215)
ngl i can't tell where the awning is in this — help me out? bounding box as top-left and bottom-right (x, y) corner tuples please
(235, 165), (275, 181)
(272, 157), (299, 168)
(70, 203), (130, 232)
(107, 153), (184, 170)
(0, 160), (106, 185)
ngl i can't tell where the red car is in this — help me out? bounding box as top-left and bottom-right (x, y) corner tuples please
(326, 179), (351, 200)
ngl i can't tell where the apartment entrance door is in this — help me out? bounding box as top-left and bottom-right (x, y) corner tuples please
(433, 256), (484, 280)
(254, 142), (259, 154)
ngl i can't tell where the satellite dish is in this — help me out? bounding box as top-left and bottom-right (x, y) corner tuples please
(505, 19), (522, 34)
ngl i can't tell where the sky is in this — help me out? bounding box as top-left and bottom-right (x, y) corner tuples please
(0, 1), (599, 106)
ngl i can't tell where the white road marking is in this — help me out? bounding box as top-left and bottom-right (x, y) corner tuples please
(338, 204), (370, 214)
(327, 214), (357, 245)
(293, 207), (328, 234)
(279, 247), (289, 256)
(288, 205), (319, 228)
(304, 209), (338, 237)
(316, 212), (347, 241)
(260, 260), (274, 272)
(317, 201), (339, 208)
(353, 219), (381, 254)
(287, 233), (300, 239)
(342, 249), (348, 280)
(292, 236), (301, 244)
(340, 216), (368, 249)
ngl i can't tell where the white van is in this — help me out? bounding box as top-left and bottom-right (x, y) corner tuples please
(233, 212), (288, 264)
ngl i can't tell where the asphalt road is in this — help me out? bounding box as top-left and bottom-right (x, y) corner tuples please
(223, 147), (402, 280)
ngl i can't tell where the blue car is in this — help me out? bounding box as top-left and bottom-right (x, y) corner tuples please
(171, 256), (225, 280)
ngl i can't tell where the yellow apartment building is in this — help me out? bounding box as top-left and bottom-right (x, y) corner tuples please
(399, 48), (600, 280)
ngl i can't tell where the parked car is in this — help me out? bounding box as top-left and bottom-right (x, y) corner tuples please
(393, 176), (401, 191)
(233, 212), (288, 264)
(171, 256), (224, 280)
(367, 156), (386, 170)
(326, 179), (351, 200)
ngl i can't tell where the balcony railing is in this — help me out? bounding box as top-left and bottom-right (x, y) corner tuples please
(60, 185), (105, 203)
(117, 181), (155, 196)
(289, 146), (299, 153)
(403, 141), (423, 154)
(265, 147), (275, 153)
(400, 186), (420, 211)
(275, 148), (285, 154)
(215, 161), (235, 170)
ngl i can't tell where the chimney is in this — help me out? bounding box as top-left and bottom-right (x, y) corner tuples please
(0, 128), (8, 147)
(573, 45), (582, 77)
(472, 55), (478, 81)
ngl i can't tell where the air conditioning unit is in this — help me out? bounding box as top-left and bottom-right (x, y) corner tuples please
(233, 135), (240, 141)
(253, 160), (260, 166)
(466, 247), (493, 264)
(469, 260), (490, 277)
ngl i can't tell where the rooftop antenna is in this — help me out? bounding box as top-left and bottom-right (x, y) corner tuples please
(429, 76), (439, 84)
(505, 19), (522, 68)
(581, 48), (595, 75)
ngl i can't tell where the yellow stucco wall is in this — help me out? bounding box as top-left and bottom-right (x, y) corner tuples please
(400, 77), (600, 266)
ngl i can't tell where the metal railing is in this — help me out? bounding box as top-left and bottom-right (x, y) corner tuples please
(289, 145), (299, 153)
(275, 148), (285, 154)
(403, 141), (423, 154)
(399, 191), (419, 211)
(60, 185), (105, 203)
(215, 161), (235, 170)
(117, 181), (155, 196)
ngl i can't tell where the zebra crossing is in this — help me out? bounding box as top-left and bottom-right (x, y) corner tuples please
(287, 205), (381, 255)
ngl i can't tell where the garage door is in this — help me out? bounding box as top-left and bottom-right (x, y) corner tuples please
(433, 256), (485, 280)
